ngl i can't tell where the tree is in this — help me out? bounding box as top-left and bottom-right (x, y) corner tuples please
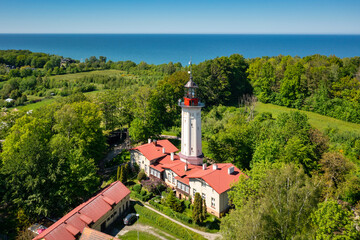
(137, 169), (146, 181)
(53, 101), (106, 161)
(117, 166), (121, 181)
(320, 152), (355, 199)
(166, 189), (178, 211)
(123, 163), (129, 183)
(222, 164), (321, 239)
(202, 198), (207, 221)
(192, 193), (203, 223)
(119, 165), (124, 183)
(311, 200), (359, 239)
(1, 115), (60, 217)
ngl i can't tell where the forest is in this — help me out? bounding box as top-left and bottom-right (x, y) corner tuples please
(0, 49), (360, 239)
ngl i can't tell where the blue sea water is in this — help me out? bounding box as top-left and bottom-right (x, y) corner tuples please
(0, 34), (359, 65)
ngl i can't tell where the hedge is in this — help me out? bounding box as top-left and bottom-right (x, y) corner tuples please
(149, 199), (192, 224)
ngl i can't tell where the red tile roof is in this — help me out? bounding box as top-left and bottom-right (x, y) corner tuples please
(33, 181), (130, 240)
(187, 163), (245, 194)
(150, 163), (165, 172)
(135, 140), (245, 194)
(132, 140), (179, 161)
(79, 227), (119, 240)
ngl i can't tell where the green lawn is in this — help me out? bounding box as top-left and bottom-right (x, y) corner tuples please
(133, 203), (207, 240)
(50, 69), (133, 81)
(14, 97), (57, 111)
(255, 102), (360, 135)
(118, 230), (160, 240)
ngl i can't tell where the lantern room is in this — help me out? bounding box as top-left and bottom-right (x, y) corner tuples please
(184, 78), (199, 106)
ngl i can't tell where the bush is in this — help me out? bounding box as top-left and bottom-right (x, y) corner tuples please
(137, 169), (146, 181)
(141, 178), (166, 194)
(131, 191), (153, 202)
(184, 200), (191, 209)
(149, 199), (192, 224)
(140, 189), (147, 196)
(133, 184), (142, 193)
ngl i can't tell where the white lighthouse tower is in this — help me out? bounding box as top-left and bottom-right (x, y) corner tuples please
(178, 69), (205, 166)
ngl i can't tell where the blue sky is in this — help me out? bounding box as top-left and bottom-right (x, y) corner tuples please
(1, 0), (359, 34)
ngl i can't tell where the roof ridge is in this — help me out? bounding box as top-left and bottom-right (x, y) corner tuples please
(34, 181), (123, 240)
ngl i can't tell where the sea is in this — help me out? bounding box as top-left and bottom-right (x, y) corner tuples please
(0, 34), (359, 65)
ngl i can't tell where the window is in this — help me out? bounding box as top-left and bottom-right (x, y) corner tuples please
(186, 186), (189, 193)
(193, 188), (197, 197)
(172, 173), (175, 184)
(202, 181), (206, 188)
(202, 193), (206, 199)
(211, 197), (215, 208)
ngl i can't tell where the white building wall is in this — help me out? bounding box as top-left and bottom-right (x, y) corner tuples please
(92, 194), (130, 231)
(181, 106), (203, 165)
(130, 150), (150, 175)
(189, 179), (221, 215)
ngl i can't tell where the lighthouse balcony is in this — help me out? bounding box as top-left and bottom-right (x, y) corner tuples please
(178, 99), (205, 107)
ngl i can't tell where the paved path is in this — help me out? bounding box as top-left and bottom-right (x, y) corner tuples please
(160, 135), (181, 140)
(143, 202), (222, 240)
(117, 223), (179, 240)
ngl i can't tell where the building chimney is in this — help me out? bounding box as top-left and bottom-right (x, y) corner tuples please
(171, 152), (174, 161)
(185, 163), (188, 172)
(212, 164), (217, 170)
(228, 166), (234, 175)
(162, 147), (165, 154)
(148, 138), (151, 144)
(202, 163), (207, 170)
(153, 140), (157, 146)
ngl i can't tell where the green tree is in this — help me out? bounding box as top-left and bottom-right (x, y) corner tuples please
(53, 101), (106, 161)
(123, 163), (129, 182)
(311, 200), (359, 239)
(1, 115), (59, 216)
(117, 166), (121, 181)
(119, 165), (124, 183)
(202, 198), (207, 221)
(192, 193), (203, 223)
(222, 164), (321, 239)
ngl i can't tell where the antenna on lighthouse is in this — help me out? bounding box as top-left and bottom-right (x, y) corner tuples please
(188, 57), (193, 80)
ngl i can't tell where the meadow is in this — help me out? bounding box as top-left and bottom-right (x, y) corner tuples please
(255, 102), (360, 135)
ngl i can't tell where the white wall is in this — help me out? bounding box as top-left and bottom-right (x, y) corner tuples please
(189, 178), (220, 214)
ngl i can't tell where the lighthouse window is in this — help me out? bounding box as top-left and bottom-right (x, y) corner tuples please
(191, 123), (193, 128)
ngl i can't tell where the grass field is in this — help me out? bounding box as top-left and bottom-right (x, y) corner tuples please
(49, 69), (133, 81)
(255, 102), (360, 135)
(133, 203), (207, 240)
(118, 230), (161, 240)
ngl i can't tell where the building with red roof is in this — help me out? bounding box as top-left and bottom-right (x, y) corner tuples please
(33, 181), (130, 240)
(130, 71), (246, 217)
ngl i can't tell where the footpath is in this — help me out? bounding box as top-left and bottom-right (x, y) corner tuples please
(143, 202), (222, 240)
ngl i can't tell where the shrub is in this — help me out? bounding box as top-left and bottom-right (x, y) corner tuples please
(137, 169), (146, 181)
(140, 189), (147, 196)
(184, 200), (191, 209)
(133, 184), (142, 193)
(141, 178), (166, 194)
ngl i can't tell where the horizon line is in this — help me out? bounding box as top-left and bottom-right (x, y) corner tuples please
(1, 33), (360, 35)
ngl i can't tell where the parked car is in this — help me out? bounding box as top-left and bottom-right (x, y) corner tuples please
(123, 213), (137, 225)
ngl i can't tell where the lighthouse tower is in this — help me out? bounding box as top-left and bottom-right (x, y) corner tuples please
(178, 69), (205, 166)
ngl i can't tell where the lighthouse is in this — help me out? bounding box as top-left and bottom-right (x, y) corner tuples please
(178, 69), (205, 166)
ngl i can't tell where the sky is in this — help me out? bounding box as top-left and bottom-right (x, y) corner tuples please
(1, 0), (359, 34)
